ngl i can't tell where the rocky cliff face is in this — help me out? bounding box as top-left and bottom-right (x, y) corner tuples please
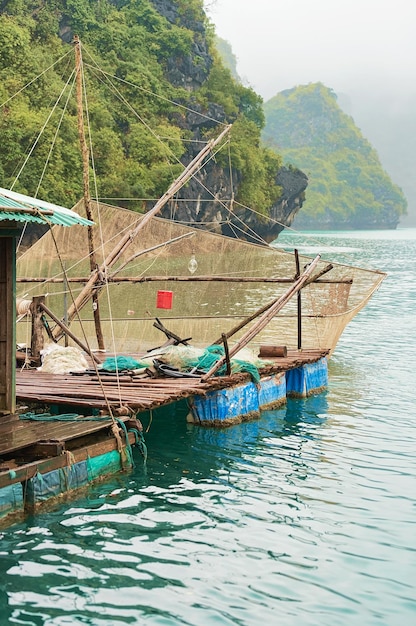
(156, 161), (307, 244)
(150, 81), (308, 242)
(149, 0), (307, 243)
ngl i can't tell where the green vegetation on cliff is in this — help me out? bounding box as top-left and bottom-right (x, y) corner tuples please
(263, 83), (407, 229)
(0, 0), (282, 220)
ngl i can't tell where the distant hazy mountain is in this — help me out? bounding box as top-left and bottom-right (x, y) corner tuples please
(340, 90), (416, 227)
(262, 83), (407, 230)
(215, 36), (240, 82)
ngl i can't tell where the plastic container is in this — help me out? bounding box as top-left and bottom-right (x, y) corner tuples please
(156, 290), (173, 309)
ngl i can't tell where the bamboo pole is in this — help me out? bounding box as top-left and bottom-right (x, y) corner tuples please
(110, 231), (195, 278)
(295, 249), (302, 350)
(18, 274), (350, 284)
(222, 333), (232, 375)
(53, 123), (232, 339)
(304, 263), (334, 285)
(109, 275), (295, 283)
(30, 296), (45, 366)
(201, 255), (322, 380)
(210, 260), (334, 345)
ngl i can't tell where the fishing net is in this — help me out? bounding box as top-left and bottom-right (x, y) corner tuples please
(178, 345), (262, 382)
(99, 346), (265, 382)
(16, 200), (386, 357)
(100, 355), (148, 372)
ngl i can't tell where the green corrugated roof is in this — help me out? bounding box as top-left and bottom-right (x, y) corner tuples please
(0, 187), (93, 227)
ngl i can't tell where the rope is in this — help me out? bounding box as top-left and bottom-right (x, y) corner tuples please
(43, 220), (123, 423)
(19, 411), (111, 421)
(84, 62), (181, 183)
(12, 68), (76, 194)
(83, 57), (229, 128)
(145, 409), (153, 434)
(116, 418), (133, 467)
(112, 420), (128, 467)
(35, 71), (77, 199)
(16, 298), (32, 316)
(81, 43), (124, 410)
(136, 431), (147, 462)
(0, 49), (73, 108)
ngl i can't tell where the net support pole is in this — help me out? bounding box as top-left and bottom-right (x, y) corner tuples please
(53, 123), (232, 340)
(295, 249), (302, 350)
(30, 296), (45, 366)
(74, 35), (105, 350)
(201, 254), (322, 381)
(41, 302), (100, 364)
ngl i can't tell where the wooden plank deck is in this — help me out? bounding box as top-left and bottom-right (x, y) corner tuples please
(15, 348), (328, 412)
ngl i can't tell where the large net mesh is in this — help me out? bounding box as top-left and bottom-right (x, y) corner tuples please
(16, 201), (386, 356)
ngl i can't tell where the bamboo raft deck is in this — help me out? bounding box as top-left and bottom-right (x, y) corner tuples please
(15, 348), (328, 413)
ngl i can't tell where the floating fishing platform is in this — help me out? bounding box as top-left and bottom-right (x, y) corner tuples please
(1, 170), (335, 525)
(1, 37), (387, 526)
(0, 347), (328, 524)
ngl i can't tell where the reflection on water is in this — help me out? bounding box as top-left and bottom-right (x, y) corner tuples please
(3, 230), (416, 625)
(1, 396), (332, 625)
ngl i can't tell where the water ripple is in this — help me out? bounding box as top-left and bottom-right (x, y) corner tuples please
(2, 231), (416, 624)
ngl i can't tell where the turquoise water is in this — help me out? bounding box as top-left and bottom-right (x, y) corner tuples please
(1, 230), (415, 625)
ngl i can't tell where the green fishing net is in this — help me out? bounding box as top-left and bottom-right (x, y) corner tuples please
(178, 345), (261, 383)
(101, 347), (261, 382)
(101, 356), (148, 372)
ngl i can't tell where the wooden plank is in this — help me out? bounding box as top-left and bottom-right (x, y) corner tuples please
(0, 416), (114, 455)
(0, 429), (138, 489)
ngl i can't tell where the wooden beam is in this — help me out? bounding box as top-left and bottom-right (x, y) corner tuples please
(74, 35), (105, 351)
(52, 123), (232, 339)
(40, 302), (100, 363)
(17, 276), (353, 284)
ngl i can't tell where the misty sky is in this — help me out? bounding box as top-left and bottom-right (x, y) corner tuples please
(205, 0), (416, 222)
(205, 0), (415, 103)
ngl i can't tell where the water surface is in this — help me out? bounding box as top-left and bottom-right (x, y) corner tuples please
(1, 229), (415, 625)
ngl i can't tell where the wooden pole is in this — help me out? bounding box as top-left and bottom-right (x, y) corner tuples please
(0, 234), (16, 414)
(30, 295), (45, 366)
(73, 35), (104, 350)
(211, 296), (278, 346)
(304, 263), (334, 285)
(222, 333), (232, 375)
(201, 254), (322, 380)
(41, 302), (100, 363)
(109, 231), (195, 278)
(295, 249), (302, 350)
(18, 275), (350, 284)
(101, 123), (232, 269)
(63, 266), (68, 347)
(108, 275), (295, 283)
(211, 260), (334, 345)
